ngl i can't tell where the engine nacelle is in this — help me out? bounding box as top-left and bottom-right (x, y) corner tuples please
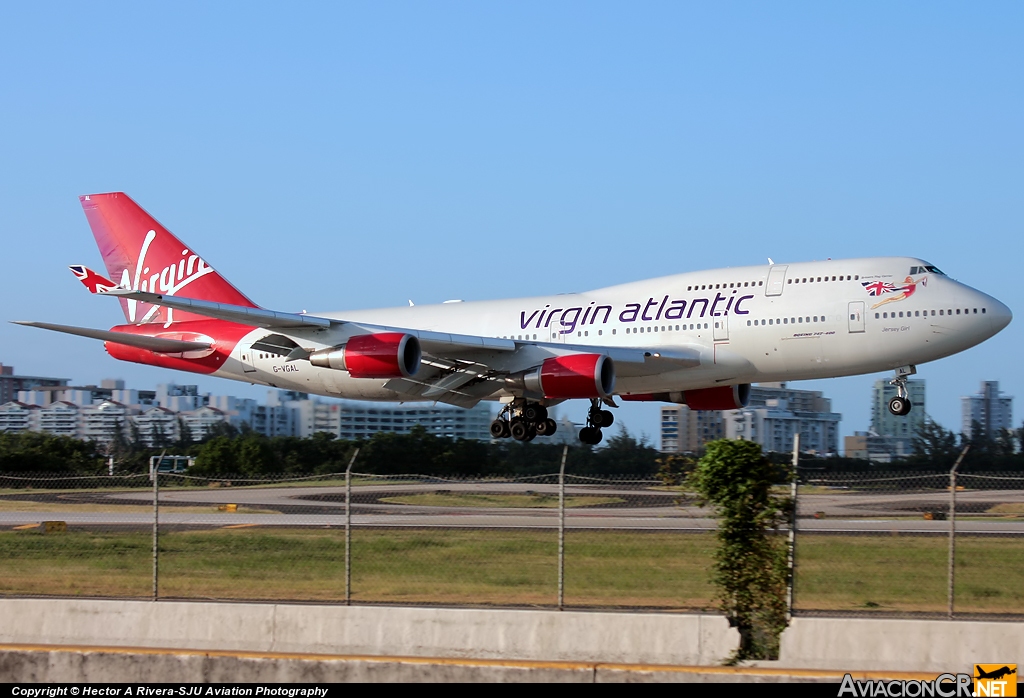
(522, 354), (615, 399)
(621, 384), (751, 410)
(309, 333), (421, 379)
(684, 384), (751, 410)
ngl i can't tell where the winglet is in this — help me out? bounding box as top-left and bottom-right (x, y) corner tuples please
(69, 265), (119, 294)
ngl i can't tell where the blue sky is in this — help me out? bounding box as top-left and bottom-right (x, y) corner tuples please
(1, 2), (1021, 446)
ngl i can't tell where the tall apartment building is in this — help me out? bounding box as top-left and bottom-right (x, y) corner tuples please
(724, 383), (841, 455)
(871, 379), (926, 441)
(844, 378), (930, 461)
(660, 405), (724, 453)
(661, 383), (841, 455)
(962, 381), (1014, 440)
(0, 364), (68, 404)
(281, 396), (493, 441)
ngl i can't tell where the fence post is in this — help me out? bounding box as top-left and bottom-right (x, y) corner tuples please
(345, 448), (360, 606)
(152, 449), (164, 602)
(948, 445), (970, 619)
(787, 433), (799, 620)
(557, 444), (568, 611)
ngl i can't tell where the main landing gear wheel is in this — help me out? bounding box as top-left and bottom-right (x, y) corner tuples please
(578, 399), (615, 445)
(579, 426), (603, 445)
(887, 365), (917, 417)
(535, 418), (558, 436)
(490, 420), (510, 438)
(491, 401), (552, 441)
(510, 419), (531, 441)
(523, 404), (548, 422)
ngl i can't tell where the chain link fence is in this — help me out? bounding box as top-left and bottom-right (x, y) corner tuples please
(792, 469), (1024, 619)
(0, 461), (1021, 618)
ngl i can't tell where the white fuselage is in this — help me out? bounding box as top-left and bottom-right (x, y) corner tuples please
(219, 257), (1011, 402)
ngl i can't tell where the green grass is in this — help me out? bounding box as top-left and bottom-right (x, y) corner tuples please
(794, 535), (1024, 614)
(0, 528), (1020, 614)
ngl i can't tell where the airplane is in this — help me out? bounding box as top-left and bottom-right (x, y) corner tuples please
(975, 666), (1016, 681)
(14, 192), (1013, 445)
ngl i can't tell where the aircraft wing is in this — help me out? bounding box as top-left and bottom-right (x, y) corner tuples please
(395, 343), (703, 406)
(11, 321), (212, 353)
(103, 285), (704, 367)
(101, 288), (335, 329)
(99, 287), (519, 353)
(91, 284), (711, 407)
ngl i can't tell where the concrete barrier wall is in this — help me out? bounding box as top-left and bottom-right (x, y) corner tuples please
(0, 599), (738, 667)
(1, 599), (1021, 675)
(0, 646), (886, 683)
(777, 617), (1024, 672)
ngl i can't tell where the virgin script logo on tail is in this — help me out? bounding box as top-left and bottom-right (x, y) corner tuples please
(121, 229), (216, 325)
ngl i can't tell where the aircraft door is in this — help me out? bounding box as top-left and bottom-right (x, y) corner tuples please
(714, 313), (729, 341)
(848, 301), (865, 333)
(765, 265), (788, 296)
(240, 344), (257, 373)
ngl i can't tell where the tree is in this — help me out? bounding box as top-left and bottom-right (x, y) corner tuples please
(655, 453), (696, 487)
(176, 417), (194, 449)
(689, 439), (791, 661)
(910, 417), (959, 469)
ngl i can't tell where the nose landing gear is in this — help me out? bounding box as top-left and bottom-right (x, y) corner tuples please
(887, 365), (916, 416)
(579, 399), (615, 445)
(490, 400), (557, 441)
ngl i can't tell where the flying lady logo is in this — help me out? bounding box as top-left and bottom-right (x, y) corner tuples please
(862, 275), (928, 310)
(122, 229), (216, 326)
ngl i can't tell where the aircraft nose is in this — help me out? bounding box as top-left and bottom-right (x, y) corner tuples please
(987, 295), (1012, 333)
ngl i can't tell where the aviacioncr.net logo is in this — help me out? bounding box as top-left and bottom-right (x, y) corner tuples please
(839, 673), (977, 697)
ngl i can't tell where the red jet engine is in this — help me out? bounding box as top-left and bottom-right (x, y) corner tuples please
(621, 383), (751, 409)
(523, 354), (615, 399)
(682, 384), (751, 410)
(310, 333), (421, 379)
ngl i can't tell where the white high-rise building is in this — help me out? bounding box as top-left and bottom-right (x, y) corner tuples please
(724, 383), (841, 455)
(871, 379), (926, 441)
(962, 381), (1014, 440)
(660, 383), (841, 455)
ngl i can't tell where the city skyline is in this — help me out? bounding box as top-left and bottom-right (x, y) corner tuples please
(5, 360), (1018, 458)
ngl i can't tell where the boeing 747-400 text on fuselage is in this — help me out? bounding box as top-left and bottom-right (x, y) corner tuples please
(15, 193), (1012, 444)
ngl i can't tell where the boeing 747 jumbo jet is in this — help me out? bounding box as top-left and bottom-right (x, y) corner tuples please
(15, 193), (1013, 444)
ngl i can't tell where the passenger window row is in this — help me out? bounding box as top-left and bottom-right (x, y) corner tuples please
(688, 281), (763, 291)
(876, 308), (986, 319)
(788, 275), (858, 284)
(746, 316), (824, 326)
(623, 324), (708, 334)
(502, 321), (717, 341)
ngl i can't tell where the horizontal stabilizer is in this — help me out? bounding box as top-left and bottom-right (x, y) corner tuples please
(11, 321), (213, 353)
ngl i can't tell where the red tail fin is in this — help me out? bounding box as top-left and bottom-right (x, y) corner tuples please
(79, 193), (258, 325)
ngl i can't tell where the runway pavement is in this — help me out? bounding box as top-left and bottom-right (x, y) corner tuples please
(1, 482), (1022, 533)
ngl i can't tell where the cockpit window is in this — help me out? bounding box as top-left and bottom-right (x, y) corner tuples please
(910, 265), (946, 276)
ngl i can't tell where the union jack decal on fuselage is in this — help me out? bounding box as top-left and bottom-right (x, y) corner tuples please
(863, 275), (927, 309)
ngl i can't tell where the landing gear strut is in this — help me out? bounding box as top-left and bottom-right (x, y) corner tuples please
(579, 399), (614, 445)
(887, 365), (916, 416)
(490, 400), (557, 441)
